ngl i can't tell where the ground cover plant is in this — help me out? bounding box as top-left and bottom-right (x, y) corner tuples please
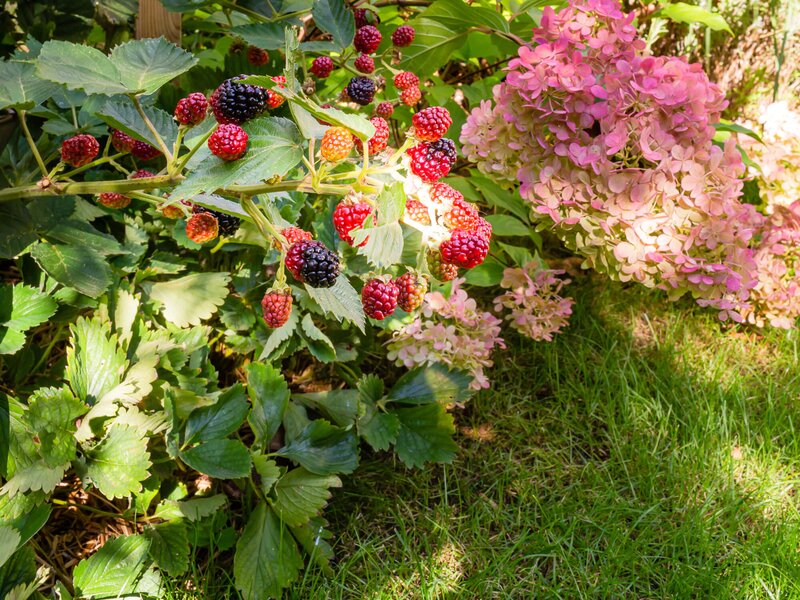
(0, 0), (798, 597)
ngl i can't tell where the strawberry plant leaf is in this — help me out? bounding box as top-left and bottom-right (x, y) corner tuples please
(66, 317), (128, 406)
(392, 404), (458, 468)
(36, 40), (129, 95)
(299, 314), (336, 363)
(110, 38), (198, 95)
(259, 308), (299, 360)
(289, 517), (335, 576)
(276, 419), (359, 475)
(1, 462), (68, 497)
(270, 467), (341, 528)
(26, 387), (85, 467)
(247, 362), (290, 451)
(0, 525), (20, 568)
(144, 520), (190, 577)
(30, 242), (113, 298)
(85, 424), (152, 499)
(304, 276), (366, 332)
(184, 384), (249, 444)
(0, 61), (60, 110)
(0, 284), (57, 354)
(148, 272), (231, 328)
(0, 329), (25, 355)
(292, 390), (359, 428)
(180, 439), (251, 479)
(171, 117), (304, 200)
(387, 364), (473, 406)
(359, 407), (400, 452)
(311, 0), (355, 50)
(234, 502), (303, 600)
(253, 456), (281, 495)
(72, 534), (151, 597)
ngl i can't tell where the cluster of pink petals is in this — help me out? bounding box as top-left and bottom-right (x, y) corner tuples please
(493, 261), (574, 341)
(386, 279), (505, 389)
(740, 201), (800, 328)
(740, 101), (800, 212)
(461, 0), (766, 321)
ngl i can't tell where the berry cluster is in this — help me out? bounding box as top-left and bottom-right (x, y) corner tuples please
(361, 273), (428, 320)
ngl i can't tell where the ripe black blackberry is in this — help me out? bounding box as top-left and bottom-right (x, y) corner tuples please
(301, 243), (340, 288)
(193, 206), (241, 236)
(346, 76), (375, 106)
(210, 75), (269, 124)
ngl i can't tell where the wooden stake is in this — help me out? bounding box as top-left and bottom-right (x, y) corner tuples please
(136, 0), (182, 44)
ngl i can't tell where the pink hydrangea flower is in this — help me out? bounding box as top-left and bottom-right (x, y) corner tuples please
(494, 261), (574, 341)
(386, 280), (505, 390)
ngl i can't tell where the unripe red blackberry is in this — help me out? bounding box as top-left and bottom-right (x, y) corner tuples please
(354, 25), (381, 54)
(427, 248), (458, 281)
(210, 75), (269, 124)
(310, 56), (334, 78)
(208, 123), (248, 161)
(346, 76), (375, 106)
(353, 117), (390, 155)
(439, 229), (489, 269)
(474, 217), (492, 241)
(320, 126), (354, 162)
(261, 289), (293, 328)
(161, 199), (192, 219)
(362, 277), (399, 320)
(186, 212), (219, 243)
(429, 182), (463, 206)
(391, 25), (415, 47)
(354, 54), (375, 74)
(375, 102), (394, 119)
(174, 92), (209, 126)
(406, 138), (456, 182)
(97, 192), (130, 209)
(275, 226), (313, 249)
(412, 106), (452, 142)
(267, 76), (286, 109)
(131, 140), (161, 161)
(247, 46), (269, 66)
(443, 198), (480, 232)
(400, 86), (421, 107)
(193, 205), (241, 236)
(393, 71), (419, 90)
(130, 169), (156, 179)
(333, 200), (373, 246)
(111, 129), (135, 154)
(404, 199), (431, 225)
(394, 272), (428, 312)
(61, 134), (99, 167)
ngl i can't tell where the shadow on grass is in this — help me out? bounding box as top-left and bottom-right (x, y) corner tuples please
(292, 275), (800, 599)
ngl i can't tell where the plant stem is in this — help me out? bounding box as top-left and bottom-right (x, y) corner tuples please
(18, 111), (48, 177)
(131, 94), (173, 162)
(59, 153), (126, 180)
(175, 125), (216, 173)
(128, 191), (167, 205)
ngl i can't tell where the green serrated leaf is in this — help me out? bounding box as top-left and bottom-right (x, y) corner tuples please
(30, 242), (113, 298)
(73, 534), (151, 597)
(37, 40), (128, 95)
(145, 520), (189, 577)
(185, 384), (249, 444)
(247, 362), (290, 450)
(352, 222), (404, 269)
(0, 61), (60, 110)
(148, 272), (231, 327)
(311, 0), (355, 49)
(86, 424), (151, 499)
(0, 525), (21, 568)
(1, 462), (67, 497)
(175, 494), (227, 521)
(171, 117), (303, 200)
(289, 517), (335, 576)
(180, 439), (251, 479)
(110, 38), (197, 95)
(231, 22), (287, 50)
(300, 314), (336, 363)
(387, 364), (473, 406)
(392, 403), (457, 468)
(259, 308), (299, 360)
(277, 420), (359, 475)
(95, 97), (178, 151)
(305, 276), (365, 332)
(66, 317), (128, 405)
(253, 456), (281, 495)
(0, 283), (57, 333)
(27, 387), (85, 467)
(292, 390), (358, 428)
(270, 467), (341, 528)
(234, 502), (303, 600)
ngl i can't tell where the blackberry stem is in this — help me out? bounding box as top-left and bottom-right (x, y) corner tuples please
(131, 94), (173, 162)
(18, 111), (48, 177)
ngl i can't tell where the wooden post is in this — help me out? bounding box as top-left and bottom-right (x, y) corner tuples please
(136, 0), (182, 44)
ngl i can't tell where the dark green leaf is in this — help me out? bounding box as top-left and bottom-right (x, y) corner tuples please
(463, 258), (505, 287)
(311, 0), (355, 50)
(247, 362), (290, 450)
(110, 38), (198, 95)
(387, 364), (473, 406)
(180, 439), (251, 479)
(292, 390), (358, 427)
(232, 22), (287, 50)
(300, 314), (336, 363)
(31, 242), (113, 298)
(95, 97), (179, 151)
(392, 404), (457, 468)
(145, 520), (189, 577)
(185, 384), (249, 444)
(0, 61), (61, 110)
(72, 534), (151, 597)
(270, 467), (341, 527)
(277, 420), (359, 475)
(36, 40), (128, 95)
(305, 276), (366, 332)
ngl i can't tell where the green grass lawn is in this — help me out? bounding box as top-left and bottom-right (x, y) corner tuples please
(178, 275), (800, 599)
